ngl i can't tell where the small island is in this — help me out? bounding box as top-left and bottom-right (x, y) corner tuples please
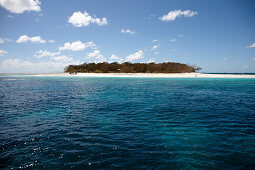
(65, 62), (201, 73)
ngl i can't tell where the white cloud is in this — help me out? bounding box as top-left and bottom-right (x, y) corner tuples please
(34, 50), (73, 63)
(85, 41), (96, 48)
(252, 57), (255, 61)
(152, 45), (159, 50)
(109, 54), (123, 63)
(35, 49), (73, 62)
(86, 50), (101, 58)
(246, 43), (255, 48)
(0, 38), (4, 44)
(121, 29), (136, 35)
(34, 50), (60, 58)
(51, 55), (73, 62)
(126, 50), (144, 62)
(59, 41), (96, 51)
(222, 57), (228, 61)
(181, 10), (198, 17)
(154, 52), (159, 55)
(147, 59), (155, 63)
(16, 35), (46, 43)
(109, 54), (119, 60)
(95, 55), (106, 63)
(169, 39), (177, 42)
(48, 39), (55, 43)
(68, 11), (107, 27)
(85, 50), (106, 63)
(159, 10), (198, 21)
(0, 59), (81, 73)
(152, 40), (158, 42)
(0, 0), (41, 14)
(0, 49), (8, 56)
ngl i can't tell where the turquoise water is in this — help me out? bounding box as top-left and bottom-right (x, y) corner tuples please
(1, 77), (255, 169)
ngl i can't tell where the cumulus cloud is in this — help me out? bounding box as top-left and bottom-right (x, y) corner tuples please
(109, 54), (123, 63)
(0, 0), (41, 14)
(109, 54), (118, 60)
(85, 50), (106, 63)
(152, 45), (159, 50)
(121, 29), (136, 35)
(16, 35), (46, 43)
(0, 38), (4, 44)
(147, 59), (155, 63)
(68, 11), (107, 27)
(34, 50), (73, 62)
(0, 49), (8, 56)
(34, 50), (60, 58)
(246, 43), (255, 48)
(86, 50), (101, 58)
(169, 39), (177, 42)
(159, 10), (198, 21)
(59, 41), (96, 51)
(154, 52), (159, 55)
(152, 40), (158, 43)
(94, 55), (106, 63)
(126, 50), (144, 62)
(0, 59), (81, 73)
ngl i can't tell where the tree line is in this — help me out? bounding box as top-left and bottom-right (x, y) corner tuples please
(65, 62), (201, 73)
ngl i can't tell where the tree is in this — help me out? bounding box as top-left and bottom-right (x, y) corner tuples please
(64, 62), (201, 73)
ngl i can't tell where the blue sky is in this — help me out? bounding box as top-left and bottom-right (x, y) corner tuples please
(0, 0), (255, 73)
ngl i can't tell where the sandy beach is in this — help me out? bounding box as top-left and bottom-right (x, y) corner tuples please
(29, 73), (255, 78)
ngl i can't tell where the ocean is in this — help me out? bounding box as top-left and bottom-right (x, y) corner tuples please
(0, 76), (255, 169)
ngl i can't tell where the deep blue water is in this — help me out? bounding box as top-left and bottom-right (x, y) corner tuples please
(0, 77), (255, 169)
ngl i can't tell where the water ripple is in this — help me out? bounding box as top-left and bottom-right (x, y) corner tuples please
(0, 77), (255, 169)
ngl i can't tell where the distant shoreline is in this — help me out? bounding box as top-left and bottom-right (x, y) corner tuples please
(22, 73), (255, 78)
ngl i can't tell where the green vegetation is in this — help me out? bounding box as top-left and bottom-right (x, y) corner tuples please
(65, 62), (201, 73)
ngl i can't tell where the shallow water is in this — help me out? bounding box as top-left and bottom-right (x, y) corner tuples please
(0, 77), (255, 169)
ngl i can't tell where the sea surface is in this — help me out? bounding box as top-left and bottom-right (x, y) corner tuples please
(0, 76), (255, 169)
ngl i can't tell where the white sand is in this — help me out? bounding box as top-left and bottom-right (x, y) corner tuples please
(28, 73), (255, 78)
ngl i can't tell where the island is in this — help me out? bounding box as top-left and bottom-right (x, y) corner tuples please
(64, 62), (201, 73)
(28, 62), (255, 78)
